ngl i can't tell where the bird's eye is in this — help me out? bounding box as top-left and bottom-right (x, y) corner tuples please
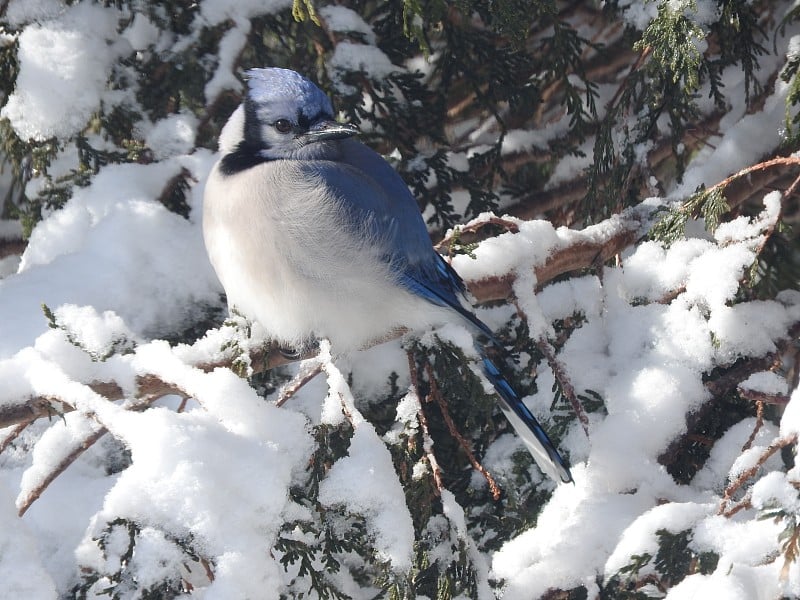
(273, 119), (293, 134)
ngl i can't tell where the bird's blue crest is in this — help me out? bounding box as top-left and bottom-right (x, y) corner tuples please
(245, 68), (334, 122)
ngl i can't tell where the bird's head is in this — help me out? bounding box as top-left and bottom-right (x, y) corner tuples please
(222, 67), (357, 163)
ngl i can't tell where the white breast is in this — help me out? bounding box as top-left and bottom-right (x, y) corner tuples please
(202, 160), (449, 351)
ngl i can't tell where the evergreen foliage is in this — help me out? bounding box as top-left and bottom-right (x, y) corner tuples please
(0, 0), (799, 598)
(601, 529), (719, 598)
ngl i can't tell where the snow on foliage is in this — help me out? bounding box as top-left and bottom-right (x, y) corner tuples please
(2, 2), (121, 141)
(0, 1), (799, 599)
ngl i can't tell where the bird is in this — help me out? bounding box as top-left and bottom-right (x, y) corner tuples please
(202, 67), (572, 484)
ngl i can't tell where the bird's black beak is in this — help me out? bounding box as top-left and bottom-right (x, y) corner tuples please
(300, 121), (359, 145)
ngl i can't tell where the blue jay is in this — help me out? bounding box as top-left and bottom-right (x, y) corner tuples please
(203, 68), (572, 483)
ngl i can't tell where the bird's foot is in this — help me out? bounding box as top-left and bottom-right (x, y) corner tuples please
(277, 339), (320, 360)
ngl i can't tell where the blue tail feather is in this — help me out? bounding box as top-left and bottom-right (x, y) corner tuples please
(400, 256), (572, 483)
(481, 353), (573, 483)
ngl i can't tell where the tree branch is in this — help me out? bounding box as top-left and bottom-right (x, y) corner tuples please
(1, 213), (646, 432)
(659, 321), (800, 471)
(718, 433), (798, 517)
(423, 362), (502, 501)
(469, 219), (640, 303)
(17, 425), (108, 516)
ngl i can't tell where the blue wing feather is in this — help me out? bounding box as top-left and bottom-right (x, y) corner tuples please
(318, 139), (573, 483)
(396, 261), (499, 345)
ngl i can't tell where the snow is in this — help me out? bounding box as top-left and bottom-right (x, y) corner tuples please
(693, 418), (780, 491)
(204, 19), (251, 103)
(604, 501), (714, 575)
(199, 0), (293, 25)
(319, 5), (376, 44)
(740, 371), (790, 396)
(318, 424), (415, 570)
(197, 0), (294, 102)
(479, 189), (798, 595)
(79, 404), (309, 597)
(451, 217), (560, 281)
(782, 386), (800, 439)
(143, 113), (199, 160)
(317, 342), (415, 570)
(709, 299), (800, 363)
(0, 2), (798, 598)
(0, 481), (57, 599)
(327, 41), (398, 93)
(617, 0), (660, 30)
(0, 156), (221, 357)
(1, 2), (121, 141)
(3, 0), (63, 28)
(121, 13), (160, 51)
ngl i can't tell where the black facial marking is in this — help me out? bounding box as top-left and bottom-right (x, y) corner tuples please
(297, 110), (310, 131)
(219, 93), (336, 176)
(219, 141), (271, 176)
(297, 109), (332, 131)
(218, 95), (277, 176)
(243, 95), (265, 147)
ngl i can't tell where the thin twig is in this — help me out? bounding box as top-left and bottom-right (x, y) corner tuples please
(15, 387), (190, 515)
(17, 424), (108, 516)
(0, 418), (34, 454)
(741, 399), (765, 454)
(703, 156), (800, 200)
(510, 291), (590, 436)
(201, 558), (215, 582)
(275, 361), (323, 407)
(607, 46), (652, 111)
(435, 215), (521, 252)
(535, 338), (590, 437)
(407, 352), (445, 495)
(718, 433), (798, 516)
(424, 363), (502, 501)
(721, 495), (752, 518)
(784, 170), (800, 199)
(416, 403), (446, 495)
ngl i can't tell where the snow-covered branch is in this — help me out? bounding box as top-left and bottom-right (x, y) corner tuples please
(2, 1), (800, 597)
(0, 209), (646, 431)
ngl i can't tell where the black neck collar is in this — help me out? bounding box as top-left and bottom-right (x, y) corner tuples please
(218, 141), (272, 176)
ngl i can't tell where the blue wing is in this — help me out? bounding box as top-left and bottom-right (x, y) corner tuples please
(335, 140), (496, 334)
(316, 139), (573, 483)
(397, 255), (501, 343)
